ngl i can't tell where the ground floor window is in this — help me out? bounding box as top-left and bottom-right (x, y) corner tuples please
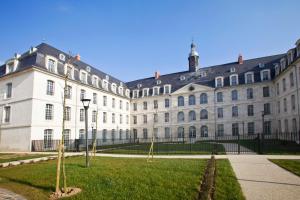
(119, 129), (123, 139)
(247, 122), (255, 135)
(112, 129), (115, 141)
(79, 129), (85, 144)
(189, 126), (196, 138)
(92, 128), (96, 140)
(201, 126), (208, 137)
(232, 123), (239, 136)
(177, 127), (184, 138)
(165, 127), (170, 138)
(126, 129), (129, 139)
(63, 129), (70, 147)
(103, 129), (107, 142)
(133, 129), (137, 139)
(143, 128), (148, 139)
(217, 124), (224, 136)
(264, 121), (271, 135)
(44, 129), (53, 149)
(154, 128), (158, 138)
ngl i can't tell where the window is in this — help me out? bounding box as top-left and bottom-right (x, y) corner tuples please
(200, 93), (208, 104)
(66, 85), (72, 99)
(126, 115), (129, 124)
(133, 115), (137, 124)
(189, 126), (196, 138)
(111, 83), (117, 93)
(165, 99), (170, 108)
(44, 129), (53, 149)
(261, 70), (270, 81)
(92, 93), (97, 104)
(103, 96), (107, 106)
(165, 127), (170, 138)
(263, 121), (271, 135)
(217, 107), (223, 118)
(178, 96), (184, 106)
(245, 72), (254, 84)
(231, 90), (238, 101)
(120, 114), (123, 124)
(112, 129), (115, 141)
(232, 106), (238, 117)
(230, 74), (238, 86)
(278, 120), (282, 133)
(263, 86), (270, 97)
(119, 129), (123, 139)
(64, 106), (71, 121)
(92, 110), (97, 123)
(80, 89), (86, 100)
(5, 83), (12, 98)
(153, 113), (158, 123)
(133, 103), (137, 111)
(216, 77), (223, 87)
(189, 95), (195, 105)
(276, 83), (280, 95)
(292, 119), (297, 133)
(200, 109), (208, 119)
(284, 119), (289, 132)
(165, 113), (169, 122)
(47, 59), (56, 72)
(92, 129), (96, 140)
(283, 98), (287, 112)
(63, 129), (71, 147)
(153, 87), (160, 96)
(126, 129), (129, 139)
(80, 71), (87, 83)
(291, 95), (296, 111)
(126, 102), (129, 111)
(177, 127), (184, 138)
(248, 105), (254, 116)
(282, 78), (286, 92)
(154, 100), (158, 109)
(119, 100), (123, 110)
(154, 128), (158, 138)
(232, 123), (239, 136)
(143, 115), (147, 124)
(7, 62), (15, 73)
(112, 98), (115, 108)
(112, 113), (115, 123)
(248, 122), (255, 135)
(143, 128), (148, 139)
(133, 90), (139, 98)
(4, 106), (11, 123)
(103, 112), (107, 123)
(247, 88), (253, 99)
(47, 80), (54, 95)
(290, 72), (294, 87)
(80, 109), (84, 121)
(277, 101), (281, 113)
(217, 92), (223, 102)
(45, 104), (53, 120)
(189, 111), (196, 121)
(142, 88), (149, 97)
(217, 124), (224, 136)
(264, 103), (271, 115)
(118, 87), (124, 95)
(177, 112), (184, 122)
(103, 129), (107, 142)
(164, 85), (171, 94)
(201, 126), (208, 137)
(66, 65), (73, 79)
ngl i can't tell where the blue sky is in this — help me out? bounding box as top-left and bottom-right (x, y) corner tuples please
(0, 0), (299, 82)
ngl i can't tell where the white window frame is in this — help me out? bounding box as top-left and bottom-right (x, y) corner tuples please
(92, 75), (99, 87)
(230, 74), (239, 86)
(118, 86), (124, 95)
(125, 89), (130, 98)
(133, 90), (139, 98)
(45, 55), (58, 73)
(6, 59), (18, 74)
(280, 58), (286, 70)
(102, 80), (109, 90)
(215, 76), (224, 87)
(163, 84), (171, 94)
(64, 64), (74, 79)
(152, 86), (160, 96)
(80, 70), (88, 84)
(245, 72), (254, 84)
(260, 69), (270, 81)
(111, 83), (117, 93)
(142, 88), (149, 97)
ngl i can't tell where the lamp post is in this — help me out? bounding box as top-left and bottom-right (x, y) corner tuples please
(81, 98), (91, 168)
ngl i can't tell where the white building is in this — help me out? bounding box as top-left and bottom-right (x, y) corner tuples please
(0, 40), (300, 151)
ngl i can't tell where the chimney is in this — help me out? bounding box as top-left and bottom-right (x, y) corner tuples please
(154, 71), (160, 79)
(238, 54), (243, 65)
(75, 54), (81, 61)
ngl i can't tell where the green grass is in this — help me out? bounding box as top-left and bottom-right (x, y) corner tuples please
(98, 142), (226, 155)
(0, 154), (51, 163)
(0, 156), (207, 200)
(270, 159), (300, 176)
(214, 159), (245, 200)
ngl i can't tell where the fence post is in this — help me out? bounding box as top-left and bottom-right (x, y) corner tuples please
(238, 133), (240, 154)
(257, 134), (261, 154)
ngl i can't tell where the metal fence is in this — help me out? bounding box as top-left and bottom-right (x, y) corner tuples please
(31, 132), (300, 155)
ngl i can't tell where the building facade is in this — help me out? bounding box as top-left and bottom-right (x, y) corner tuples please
(0, 39), (300, 151)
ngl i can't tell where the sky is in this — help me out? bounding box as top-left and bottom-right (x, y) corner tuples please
(0, 0), (299, 82)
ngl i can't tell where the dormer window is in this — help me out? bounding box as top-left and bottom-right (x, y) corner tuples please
(46, 57), (57, 73)
(164, 85), (171, 94)
(64, 65), (74, 79)
(259, 63), (265, 68)
(80, 71), (87, 83)
(105, 75), (109, 81)
(156, 80), (161, 85)
(153, 86), (160, 96)
(6, 61), (16, 74)
(125, 89), (130, 97)
(199, 71), (207, 77)
(261, 69), (270, 81)
(230, 67), (236, 73)
(133, 90), (139, 98)
(274, 63), (280, 76)
(180, 75), (185, 81)
(92, 75), (99, 87)
(102, 80), (109, 90)
(230, 74), (238, 86)
(280, 58), (286, 70)
(111, 83), (117, 93)
(297, 43), (300, 57)
(118, 86), (124, 95)
(143, 88), (149, 97)
(287, 50), (293, 65)
(59, 54), (65, 61)
(86, 66), (91, 73)
(137, 84), (142, 89)
(215, 77), (223, 87)
(245, 72), (254, 84)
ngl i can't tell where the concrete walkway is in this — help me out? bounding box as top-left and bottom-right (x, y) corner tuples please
(228, 155), (300, 200)
(0, 188), (26, 200)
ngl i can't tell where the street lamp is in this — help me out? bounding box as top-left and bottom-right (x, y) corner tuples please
(81, 98), (91, 168)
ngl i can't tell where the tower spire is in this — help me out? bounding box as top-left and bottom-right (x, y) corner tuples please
(188, 42), (199, 72)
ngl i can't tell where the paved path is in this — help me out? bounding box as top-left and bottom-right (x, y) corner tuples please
(228, 155), (300, 200)
(0, 188), (26, 200)
(221, 143), (256, 154)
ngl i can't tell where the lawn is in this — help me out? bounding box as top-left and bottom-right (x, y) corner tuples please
(214, 159), (245, 200)
(0, 157), (207, 200)
(98, 142), (226, 155)
(270, 159), (300, 177)
(0, 153), (51, 163)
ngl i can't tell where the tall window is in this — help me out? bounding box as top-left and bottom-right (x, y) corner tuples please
(178, 96), (184, 106)
(290, 72), (294, 87)
(126, 115), (129, 124)
(47, 80), (54, 95)
(263, 86), (270, 97)
(261, 70), (270, 81)
(153, 87), (159, 96)
(217, 92), (223, 102)
(165, 127), (170, 138)
(264, 121), (271, 135)
(232, 123), (239, 136)
(80, 89), (86, 100)
(248, 105), (254, 116)
(292, 119), (297, 133)
(216, 77), (223, 87)
(126, 129), (129, 139)
(4, 106), (11, 123)
(103, 96), (107, 106)
(103, 129), (107, 142)
(177, 127), (184, 138)
(64, 106), (71, 121)
(66, 85), (72, 99)
(189, 95), (195, 105)
(189, 111), (196, 121)
(177, 112), (184, 122)
(143, 128), (148, 139)
(165, 99), (170, 108)
(119, 129), (123, 139)
(231, 90), (238, 101)
(153, 113), (158, 123)
(112, 98), (115, 108)
(232, 106), (238, 117)
(143, 115), (147, 124)
(217, 124), (224, 136)
(283, 98), (287, 112)
(277, 101), (281, 113)
(291, 95), (296, 111)
(200, 93), (208, 104)
(201, 126), (208, 137)
(112, 129), (115, 141)
(230, 75), (238, 86)
(103, 112), (107, 123)
(63, 129), (70, 147)
(153, 100), (158, 109)
(282, 78), (286, 92)
(93, 93), (97, 104)
(276, 83), (280, 95)
(248, 122), (255, 135)
(133, 115), (137, 124)
(284, 119), (289, 132)
(112, 113), (115, 123)
(247, 88), (253, 99)
(48, 59), (56, 72)
(164, 85), (171, 94)
(80, 109), (84, 121)
(92, 110), (97, 122)
(126, 102), (129, 111)
(200, 109), (208, 119)
(44, 129), (53, 149)
(189, 126), (196, 138)
(165, 113), (169, 122)
(133, 103), (137, 111)
(6, 83), (12, 98)
(80, 72), (87, 83)
(45, 104), (53, 120)
(119, 100), (123, 110)
(246, 73), (253, 84)
(217, 107), (223, 118)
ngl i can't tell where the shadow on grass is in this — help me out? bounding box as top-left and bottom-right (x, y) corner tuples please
(1, 177), (54, 192)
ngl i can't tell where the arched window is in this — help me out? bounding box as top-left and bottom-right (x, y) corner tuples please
(189, 95), (195, 105)
(200, 109), (208, 119)
(200, 93), (208, 104)
(231, 90), (238, 101)
(178, 96), (184, 106)
(177, 112), (185, 122)
(178, 127), (184, 138)
(189, 126), (196, 138)
(201, 126), (208, 137)
(189, 111), (196, 121)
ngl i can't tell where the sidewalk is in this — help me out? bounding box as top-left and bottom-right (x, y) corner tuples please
(228, 155), (300, 200)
